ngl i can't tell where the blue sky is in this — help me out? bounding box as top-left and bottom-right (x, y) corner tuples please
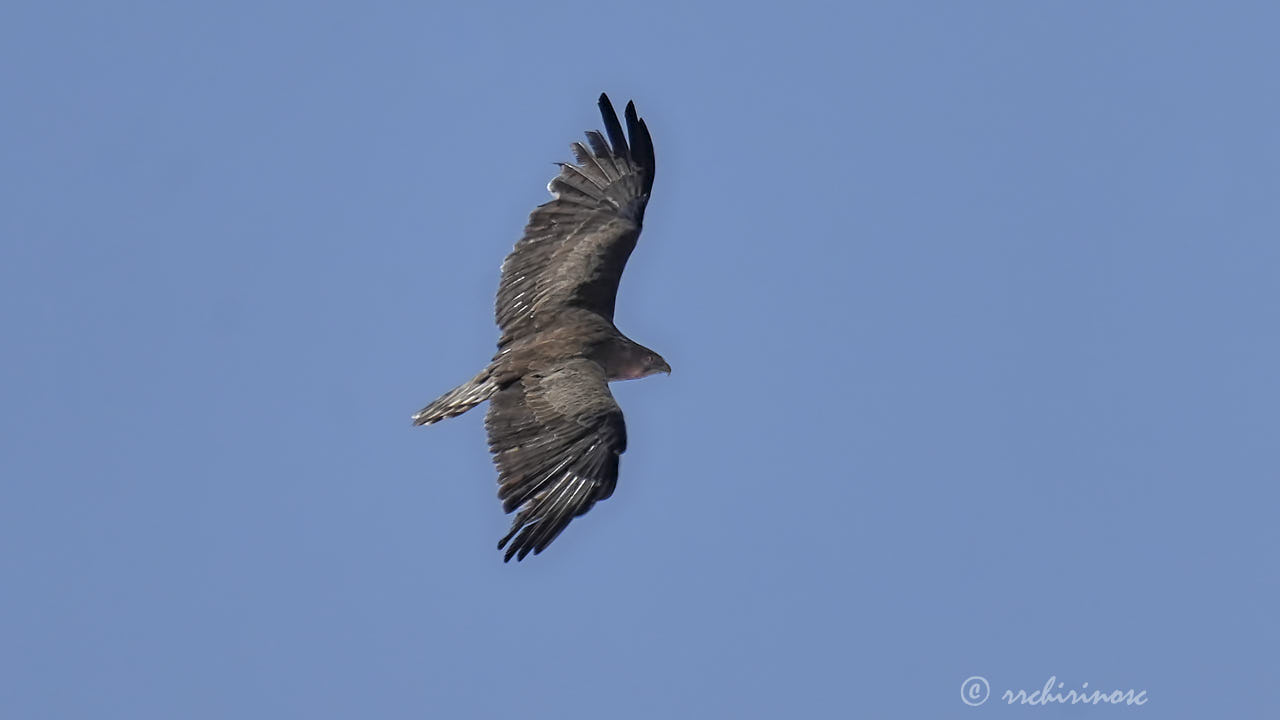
(2, 2), (1276, 717)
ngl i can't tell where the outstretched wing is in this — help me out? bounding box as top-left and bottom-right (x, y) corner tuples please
(484, 358), (627, 562)
(495, 94), (656, 346)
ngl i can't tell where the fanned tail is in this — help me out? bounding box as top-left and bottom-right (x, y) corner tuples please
(412, 369), (499, 426)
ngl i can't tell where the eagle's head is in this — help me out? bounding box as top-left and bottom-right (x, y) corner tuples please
(602, 339), (670, 381)
(637, 350), (671, 378)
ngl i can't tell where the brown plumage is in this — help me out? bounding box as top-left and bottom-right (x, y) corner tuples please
(413, 94), (668, 562)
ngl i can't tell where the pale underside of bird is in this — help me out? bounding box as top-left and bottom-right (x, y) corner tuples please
(412, 94), (667, 562)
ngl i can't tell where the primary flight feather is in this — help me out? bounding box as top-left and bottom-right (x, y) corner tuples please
(413, 94), (668, 562)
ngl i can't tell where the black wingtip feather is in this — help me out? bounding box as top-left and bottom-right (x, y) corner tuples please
(598, 93), (629, 158)
(598, 94), (655, 193)
(498, 527), (520, 562)
(623, 102), (656, 195)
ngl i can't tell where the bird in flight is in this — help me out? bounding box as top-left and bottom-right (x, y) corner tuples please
(413, 94), (668, 562)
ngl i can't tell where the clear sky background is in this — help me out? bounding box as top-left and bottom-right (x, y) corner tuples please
(2, 2), (1276, 718)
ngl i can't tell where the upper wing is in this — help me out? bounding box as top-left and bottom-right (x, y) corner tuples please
(495, 94), (656, 346)
(484, 358), (627, 561)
